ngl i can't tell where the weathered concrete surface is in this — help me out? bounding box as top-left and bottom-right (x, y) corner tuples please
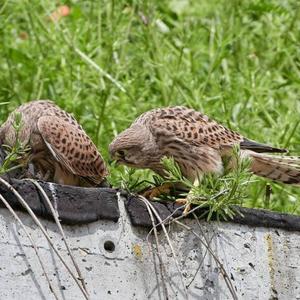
(126, 194), (300, 231)
(0, 178), (119, 224)
(2, 178), (300, 233)
(1, 196), (300, 300)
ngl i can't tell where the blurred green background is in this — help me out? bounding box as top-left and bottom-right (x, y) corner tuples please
(0, 0), (300, 213)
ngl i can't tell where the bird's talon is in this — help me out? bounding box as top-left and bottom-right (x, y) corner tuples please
(183, 203), (191, 216)
(175, 198), (187, 205)
(141, 183), (173, 200)
(176, 198), (191, 216)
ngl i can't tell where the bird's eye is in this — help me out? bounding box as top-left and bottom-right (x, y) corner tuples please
(117, 150), (126, 158)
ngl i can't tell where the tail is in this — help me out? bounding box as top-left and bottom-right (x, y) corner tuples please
(248, 152), (300, 184)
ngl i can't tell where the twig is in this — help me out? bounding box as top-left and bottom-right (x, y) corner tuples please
(174, 220), (238, 300)
(143, 200), (219, 291)
(139, 196), (189, 299)
(192, 212), (213, 245)
(146, 202), (207, 237)
(26, 179), (88, 295)
(186, 215), (215, 289)
(141, 196), (237, 298)
(0, 194), (60, 300)
(0, 177), (89, 300)
(140, 197), (169, 300)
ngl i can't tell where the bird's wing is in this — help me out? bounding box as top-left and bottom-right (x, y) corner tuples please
(143, 106), (243, 149)
(37, 115), (108, 184)
(143, 106), (286, 153)
(239, 138), (286, 153)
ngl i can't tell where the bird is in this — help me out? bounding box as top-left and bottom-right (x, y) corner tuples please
(109, 106), (300, 211)
(0, 100), (108, 187)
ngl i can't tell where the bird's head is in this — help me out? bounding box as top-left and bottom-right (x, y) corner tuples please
(109, 125), (159, 169)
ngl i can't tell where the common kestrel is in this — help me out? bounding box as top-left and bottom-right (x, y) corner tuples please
(0, 100), (108, 186)
(109, 106), (300, 187)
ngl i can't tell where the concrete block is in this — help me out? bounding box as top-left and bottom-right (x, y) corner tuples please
(0, 192), (300, 299)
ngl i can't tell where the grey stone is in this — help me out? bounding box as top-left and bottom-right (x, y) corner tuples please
(0, 196), (300, 300)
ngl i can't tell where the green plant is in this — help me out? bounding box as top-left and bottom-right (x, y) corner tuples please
(159, 147), (254, 221)
(1, 0), (299, 214)
(0, 112), (30, 175)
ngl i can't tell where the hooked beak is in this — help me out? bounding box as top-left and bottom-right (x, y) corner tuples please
(110, 151), (126, 165)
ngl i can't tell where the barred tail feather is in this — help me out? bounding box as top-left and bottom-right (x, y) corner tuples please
(249, 152), (300, 184)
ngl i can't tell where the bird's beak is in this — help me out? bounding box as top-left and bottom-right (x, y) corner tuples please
(110, 152), (123, 165)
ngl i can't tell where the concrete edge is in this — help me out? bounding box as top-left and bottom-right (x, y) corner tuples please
(0, 177), (300, 231)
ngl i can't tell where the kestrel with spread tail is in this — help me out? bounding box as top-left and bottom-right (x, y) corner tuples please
(0, 100), (108, 186)
(109, 106), (300, 194)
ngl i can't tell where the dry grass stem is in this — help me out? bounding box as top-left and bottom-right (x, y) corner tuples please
(27, 179), (88, 295)
(0, 177), (90, 300)
(139, 195), (189, 299)
(174, 220), (238, 300)
(140, 196), (169, 300)
(0, 193), (60, 300)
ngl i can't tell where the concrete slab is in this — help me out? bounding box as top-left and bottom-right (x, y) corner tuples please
(0, 194), (300, 300)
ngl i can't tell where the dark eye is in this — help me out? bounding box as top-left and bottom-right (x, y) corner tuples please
(118, 150), (126, 158)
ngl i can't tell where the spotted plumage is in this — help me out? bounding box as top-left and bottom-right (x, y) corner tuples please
(109, 106), (300, 185)
(0, 100), (108, 186)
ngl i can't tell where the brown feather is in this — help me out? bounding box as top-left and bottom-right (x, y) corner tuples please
(110, 106), (300, 186)
(249, 152), (300, 184)
(37, 115), (107, 184)
(137, 106), (243, 149)
(0, 100), (108, 186)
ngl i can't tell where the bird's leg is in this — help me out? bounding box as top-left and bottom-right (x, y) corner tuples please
(53, 163), (80, 186)
(21, 163), (42, 180)
(141, 182), (174, 200)
(176, 178), (200, 216)
(38, 169), (51, 181)
(21, 163), (36, 179)
(20, 156), (52, 181)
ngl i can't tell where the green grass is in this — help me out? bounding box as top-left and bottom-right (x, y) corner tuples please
(1, 0), (300, 214)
